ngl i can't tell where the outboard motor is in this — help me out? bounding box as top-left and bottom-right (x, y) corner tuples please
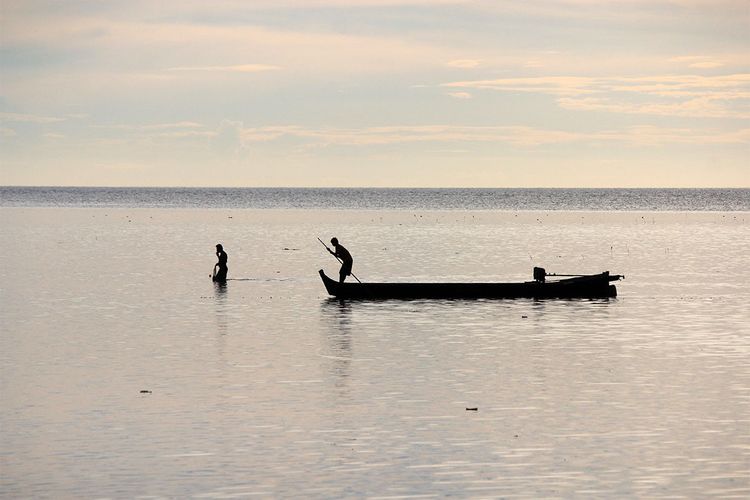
(533, 267), (546, 283)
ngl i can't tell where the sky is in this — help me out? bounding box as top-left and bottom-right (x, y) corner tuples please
(1, 0), (748, 187)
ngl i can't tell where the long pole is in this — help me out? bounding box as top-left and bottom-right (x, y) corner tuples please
(317, 237), (362, 283)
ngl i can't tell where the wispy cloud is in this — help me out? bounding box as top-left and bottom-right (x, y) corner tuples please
(443, 74), (750, 118)
(166, 64), (281, 73)
(1, 15), (454, 78)
(607, 74), (750, 96)
(444, 74), (750, 95)
(152, 130), (217, 139)
(446, 59), (481, 69)
(558, 95), (750, 119)
(241, 124), (582, 146)
(0, 112), (66, 123)
(140, 122), (205, 131)
(611, 125), (750, 145)
(96, 121), (218, 140)
(238, 124), (750, 147)
(99, 121), (206, 131)
(670, 56), (725, 69)
(443, 77), (596, 96)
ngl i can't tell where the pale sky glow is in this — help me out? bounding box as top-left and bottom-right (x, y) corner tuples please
(1, 0), (748, 187)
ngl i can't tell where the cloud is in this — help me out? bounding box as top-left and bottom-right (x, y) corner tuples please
(469, 0), (750, 25)
(443, 73), (750, 118)
(241, 125), (305, 142)
(139, 122), (205, 130)
(443, 73), (750, 96)
(670, 56), (725, 69)
(98, 121), (205, 131)
(166, 64), (281, 73)
(446, 91), (472, 99)
(615, 125), (750, 145)
(443, 76), (597, 96)
(212, 120), (244, 152)
(0, 112), (66, 123)
(90, 121), (217, 142)
(0, 127), (18, 137)
(0, 14), (454, 78)
(151, 130), (217, 139)
(558, 95), (750, 119)
(607, 74), (750, 96)
(241, 124), (581, 146)
(446, 59), (481, 69)
(238, 123), (750, 147)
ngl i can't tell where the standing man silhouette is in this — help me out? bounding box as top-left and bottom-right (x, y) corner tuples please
(328, 237), (353, 283)
(213, 244), (228, 283)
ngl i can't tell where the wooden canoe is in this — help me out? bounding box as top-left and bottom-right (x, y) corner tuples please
(319, 269), (621, 299)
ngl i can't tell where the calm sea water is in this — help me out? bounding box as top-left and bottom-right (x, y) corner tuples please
(1, 186), (749, 211)
(1, 189), (749, 498)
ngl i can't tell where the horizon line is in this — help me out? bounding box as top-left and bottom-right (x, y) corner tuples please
(2, 185), (749, 190)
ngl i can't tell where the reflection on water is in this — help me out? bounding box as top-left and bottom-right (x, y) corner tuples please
(213, 280), (229, 336)
(320, 299), (354, 393)
(0, 207), (748, 498)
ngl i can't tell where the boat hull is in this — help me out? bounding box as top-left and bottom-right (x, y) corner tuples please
(319, 270), (619, 299)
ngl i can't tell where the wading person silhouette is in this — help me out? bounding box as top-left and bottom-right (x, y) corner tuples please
(328, 237), (353, 283)
(213, 244), (228, 283)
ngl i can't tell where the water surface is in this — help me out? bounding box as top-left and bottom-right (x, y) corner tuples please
(1, 205), (748, 498)
(2, 186), (748, 211)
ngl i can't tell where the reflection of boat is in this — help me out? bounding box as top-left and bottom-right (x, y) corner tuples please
(319, 267), (622, 300)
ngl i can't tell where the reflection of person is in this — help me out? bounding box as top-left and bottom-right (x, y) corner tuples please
(213, 244), (228, 283)
(328, 237), (353, 283)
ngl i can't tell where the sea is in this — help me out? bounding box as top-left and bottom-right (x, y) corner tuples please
(1, 187), (748, 498)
